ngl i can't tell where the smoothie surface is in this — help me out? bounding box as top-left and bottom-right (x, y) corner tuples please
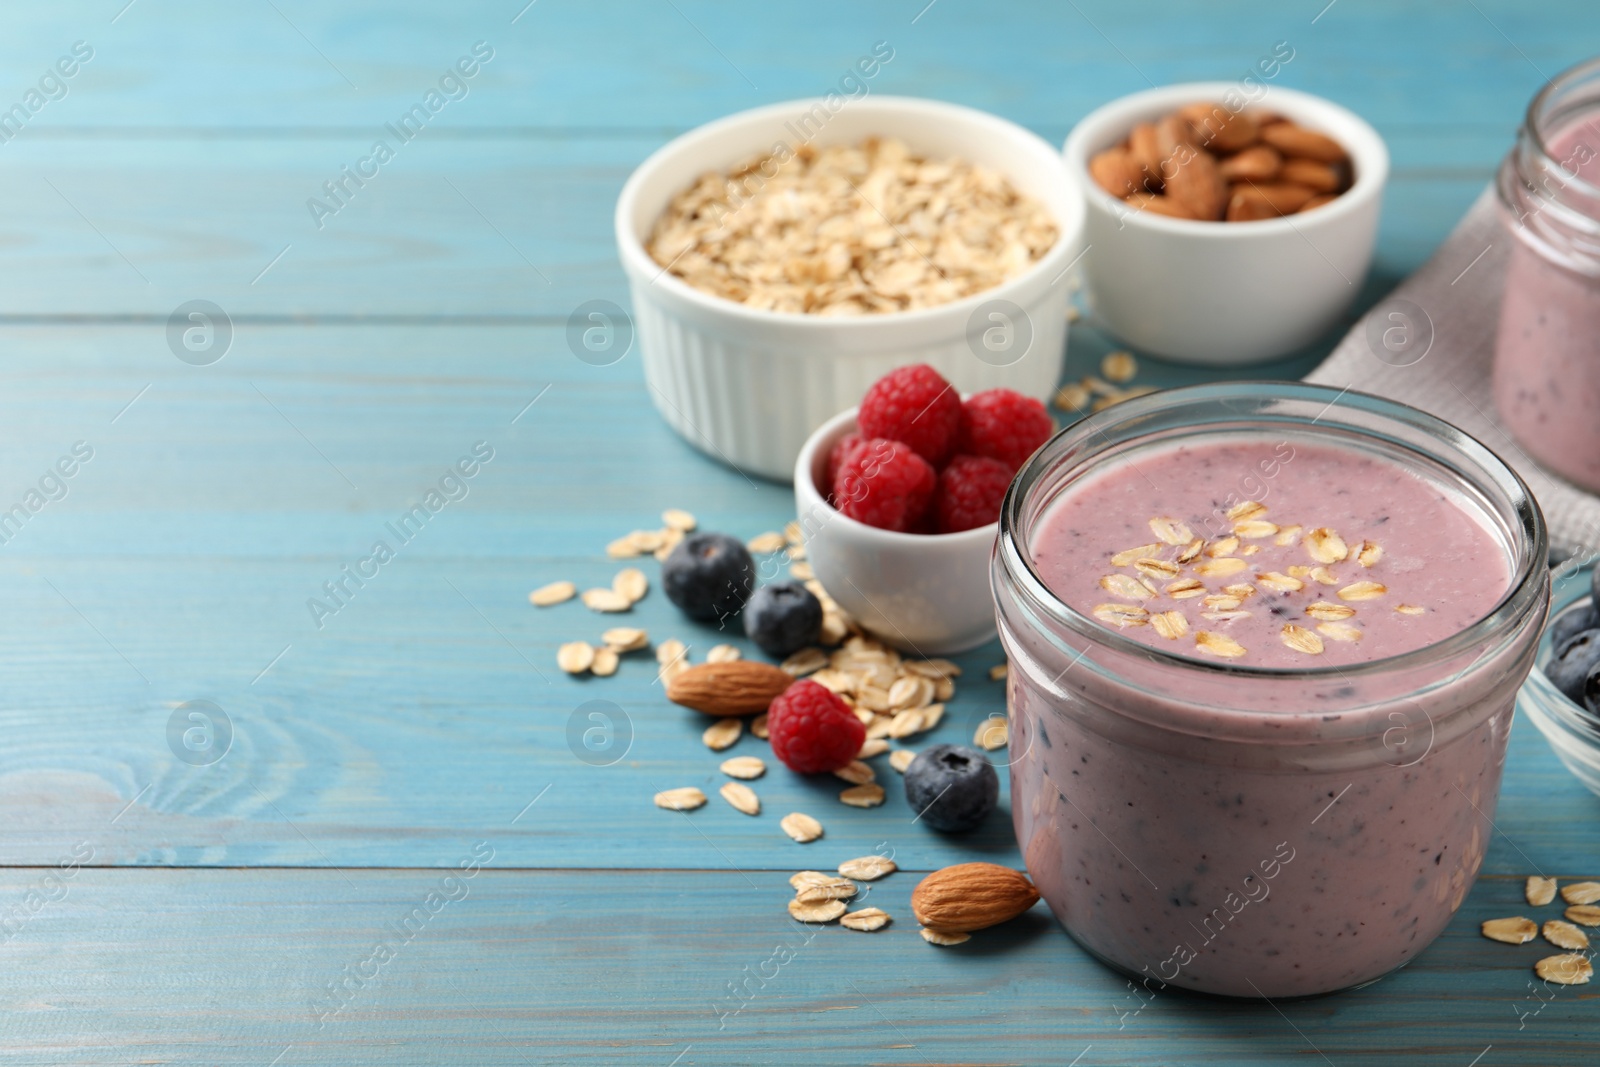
(1031, 435), (1512, 668)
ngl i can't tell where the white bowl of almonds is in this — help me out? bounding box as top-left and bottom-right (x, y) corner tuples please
(616, 96), (1083, 481)
(1063, 82), (1388, 365)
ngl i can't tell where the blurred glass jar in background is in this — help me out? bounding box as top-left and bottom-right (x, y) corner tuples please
(1493, 56), (1600, 492)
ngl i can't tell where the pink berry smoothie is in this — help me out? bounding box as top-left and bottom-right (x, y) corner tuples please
(1493, 115), (1600, 492)
(1002, 433), (1529, 997)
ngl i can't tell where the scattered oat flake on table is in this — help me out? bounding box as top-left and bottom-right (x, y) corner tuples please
(888, 675), (932, 709)
(612, 568), (649, 603)
(1527, 876), (1559, 906)
(606, 535), (642, 559)
(840, 783), (886, 808)
(974, 717), (1009, 750)
(781, 647), (828, 676)
(602, 627), (649, 653)
(1101, 351), (1138, 383)
(1053, 382), (1090, 411)
(1560, 881), (1600, 905)
(557, 641), (595, 674)
(582, 588), (633, 613)
(751, 713), (769, 739)
(921, 928), (970, 946)
(789, 561), (815, 580)
(656, 638), (687, 665)
(906, 658), (962, 679)
(857, 738), (889, 759)
(702, 718), (742, 751)
(790, 870), (831, 890)
(795, 877), (856, 902)
(662, 508), (696, 532)
(788, 898), (847, 923)
(719, 781), (761, 816)
(888, 709), (926, 739)
(654, 787), (706, 811)
(781, 812), (823, 843)
(706, 644), (741, 664)
(834, 760), (875, 785)
(747, 531), (788, 554)
(591, 647), (620, 677)
(1480, 916), (1538, 944)
(889, 749), (917, 773)
(1543, 920), (1590, 950)
(720, 755), (766, 779)
(1535, 953), (1593, 985)
(1564, 904), (1600, 926)
(988, 663), (1008, 681)
(529, 581), (576, 607)
(841, 908), (892, 931)
(839, 855), (897, 881)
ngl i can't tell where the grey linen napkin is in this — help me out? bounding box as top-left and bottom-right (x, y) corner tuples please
(1306, 186), (1600, 563)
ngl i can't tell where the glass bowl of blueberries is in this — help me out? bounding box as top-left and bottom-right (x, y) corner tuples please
(1519, 561), (1600, 798)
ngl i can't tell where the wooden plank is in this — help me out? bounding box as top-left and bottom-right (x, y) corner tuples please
(0, 0), (1576, 315)
(0, 138), (1491, 318)
(0, 0), (1580, 133)
(0, 866), (1593, 1064)
(0, 324), (1593, 871)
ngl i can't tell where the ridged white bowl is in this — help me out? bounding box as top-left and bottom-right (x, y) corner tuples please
(616, 96), (1084, 482)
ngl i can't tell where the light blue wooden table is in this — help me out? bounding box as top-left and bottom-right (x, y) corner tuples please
(1, 2), (1597, 1063)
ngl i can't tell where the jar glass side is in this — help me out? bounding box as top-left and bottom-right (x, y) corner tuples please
(992, 382), (1548, 997)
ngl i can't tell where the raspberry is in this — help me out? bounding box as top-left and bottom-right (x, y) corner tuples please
(959, 388), (1054, 474)
(934, 454), (1012, 533)
(767, 679), (866, 774)
(857, 364), (963, 467)
(823, 432), (865, 495)
(832, 438), (935, 532)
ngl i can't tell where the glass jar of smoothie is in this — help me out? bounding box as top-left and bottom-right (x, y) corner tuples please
(1493, 55), (1600, 492)
(992, 382), (1548, 998)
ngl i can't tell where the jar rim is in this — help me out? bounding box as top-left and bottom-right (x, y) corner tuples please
(997, 381), (1549, 682)
(1523, 54), (1600, 202)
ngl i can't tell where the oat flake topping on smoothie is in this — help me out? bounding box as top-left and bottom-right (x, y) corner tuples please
(1032, 437), (1511, 668)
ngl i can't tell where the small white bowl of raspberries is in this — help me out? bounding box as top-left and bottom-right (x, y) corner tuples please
(794, 363), (1055, 654)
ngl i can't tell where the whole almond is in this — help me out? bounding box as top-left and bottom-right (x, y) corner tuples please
(1154, 113), (1194, 164)
(1226, 183), (1317, 222)
(1179, 102), (1259, 153)
(1259, 122), (1347, 164)
(666, 661), (795, 717)
(1280, 157), (1343, 193)
(1089, 146), (1145, 198)
(1125, 192), (1196, 220)
(1218, 145), (1282, 183)
(911, 863), (1040, 932)
(1300, 193), (1339, 213)
(1164, 149), (1227, 221)
(1127, 121), (1165, 180)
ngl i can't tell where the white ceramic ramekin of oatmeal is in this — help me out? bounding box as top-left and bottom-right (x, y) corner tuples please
(616, 96), (1084, 481)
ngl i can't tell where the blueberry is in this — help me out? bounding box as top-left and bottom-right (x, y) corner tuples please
(742, 581), (822, 658)
(1550, 601), (1600, 649)
(661, 533), (754, 623)
(904, 743), (998, 833)
(1545, 629), (1600, 704)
